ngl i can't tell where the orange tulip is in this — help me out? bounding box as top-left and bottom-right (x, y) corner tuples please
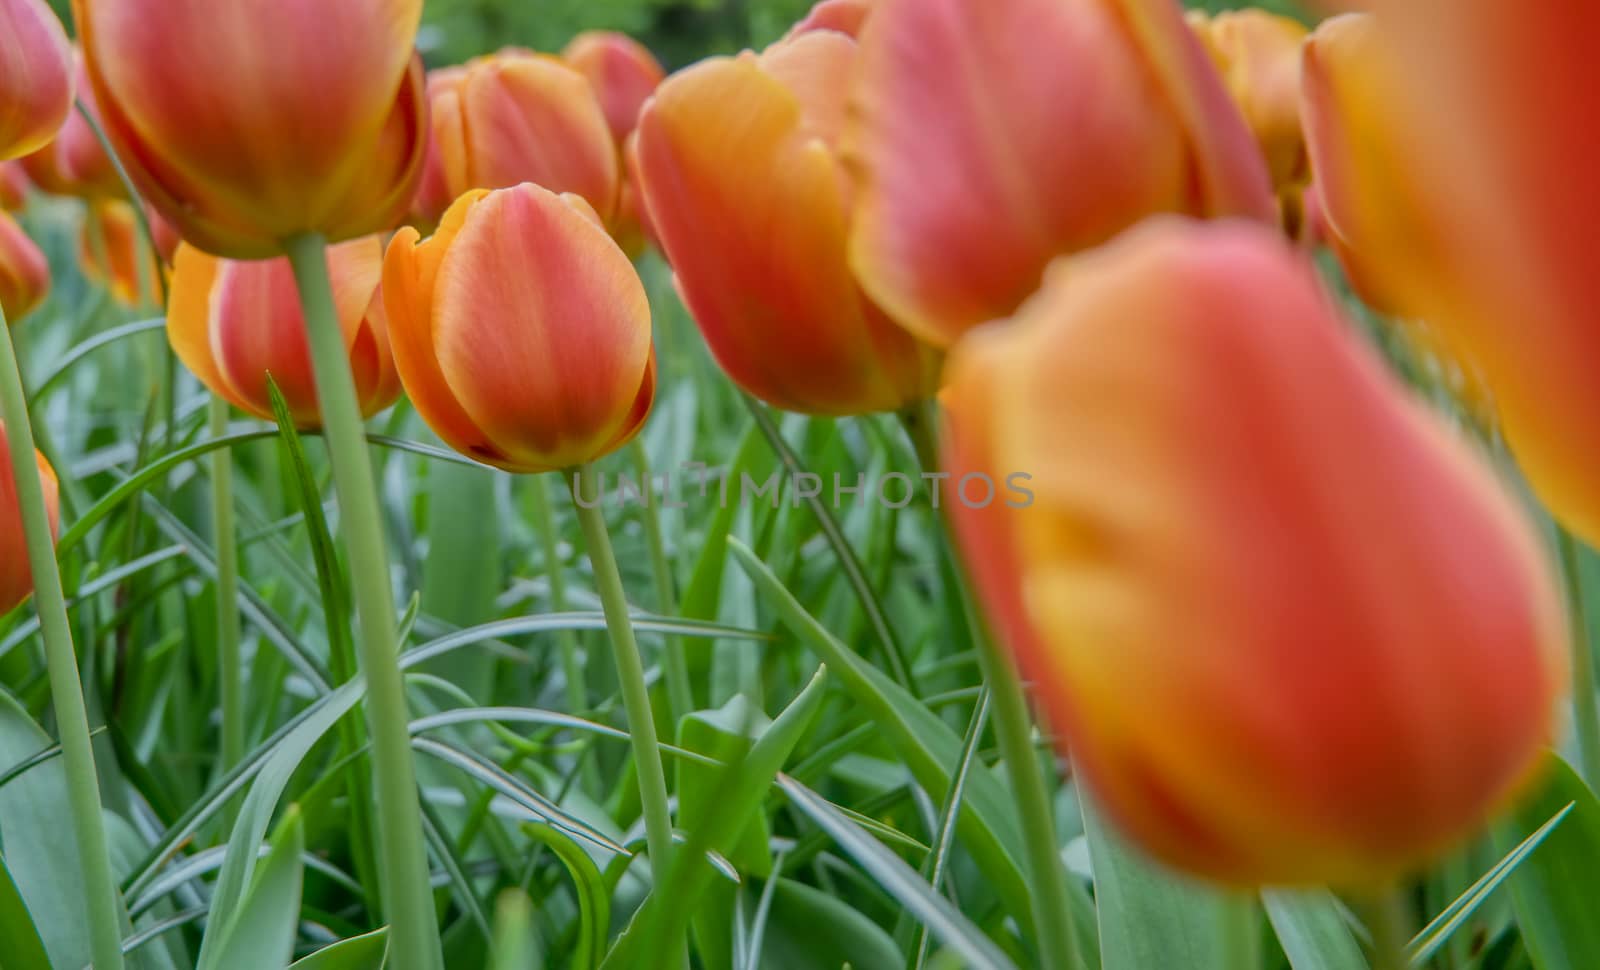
(19, 53), (123, 199)
(167, 236), (400, 428)
(1341, 0), (1600, 549)
(847, 0), (1275, 348)
(562, 32), (665, 146)
(1189, 9), (1310, 231)
(787, 0), (874, 38)
(0, 0), (73, 161)
(0, 425), (59, 615)
(0, 210), (48, 323)
(409, 66), (466, 231)
(73, 0), (427, 258)
(944, 218), (1568, 887)
(635, 31), (940, 415)
(384, 183), (654, 473)
(409, 51), (618, 232)
(80, 199), (167, 307)
(0, 162), (28, 210)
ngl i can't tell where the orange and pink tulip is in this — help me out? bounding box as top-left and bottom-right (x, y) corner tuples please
(410, 51), (618, 232)
(635, 31), (940, 415)
(787, 0), (874, 39)
(0, 210), (48, 323)
(0, 162), (28, 211)
(384, 183), (654, 473)
(19, 54), (124, 200)
(73, 0), (428, 257)
(167, 236), (401, 428)
(562, 32), (665, 258)
(944, 219), (1568, 887)
(847, 0), (1275, 347)
(0, 0), (73, 161)
(0, 424), (58, 615)
(80, 199), (170, 307)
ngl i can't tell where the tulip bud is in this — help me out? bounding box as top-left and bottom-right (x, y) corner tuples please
(1188, 9), (1310, 232)
(0, 211), (48, 323)
(0, 0), (73, 161)
(847, 0), (1275, 347)
(384, 183), (654, 473)
(80, 199), (164, 307)
(0, 425), (59, 615)
(167, 236), (400, 428)
(19, 53), (123, 200)
(73, 0), (428, 258)
(562, 32), (666, 146)
(410, 51), (618, 233)
(787, 0), (875, 39)
(945, 218), (1568, 887)
(0, 162), (28, 211)
(635, 31), (941, 415)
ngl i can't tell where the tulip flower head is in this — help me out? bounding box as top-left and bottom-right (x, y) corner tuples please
(0, 424), (58, 615)
(945, 218), (1568, 887)
(0, 162), (28, 210)
(167, 236), (401, 428)
(635, 30), (941, 415)
(411, 51), (618, 232)
(73, 0), (428, 258)
(0, 210), (48, 323)
(562, 32), (666, 146)
(0, 0), (73, 161)
(80, 199), (163, 307)
(19, 53), (123, 200)
(384, 183), (655, 473)
(847, 0), (1276, 348)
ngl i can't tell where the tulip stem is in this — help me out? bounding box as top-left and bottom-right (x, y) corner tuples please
(285, 233), (443, 970)
(566, 463), (681, 961)
(1557, 528), (1600, 787)
(210, 395), (244, 771)
(1360, 889), (1413, 970)
(898, 401), (1085, 969)
(528, 474), (600, 795)
(0, 311), (126, 970)
(630, 439), (694, 723)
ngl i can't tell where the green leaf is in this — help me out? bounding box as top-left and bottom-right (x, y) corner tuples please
(522, 823), (610, 970)
(490, 889), (543, 970)
(756, 878), (902, 970)
(418, 458), (502, 696)
(1498, 753), (1600, 970)
(201, 806), (306, 970)
(1082, 794), (1256, 970)
(0, 850), (51, 970)
(1263, 890), (1368, 970)
(288, 927), (390, 970)
(678, 695), (777, 876)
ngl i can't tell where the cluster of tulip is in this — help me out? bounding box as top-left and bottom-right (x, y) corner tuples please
(0, 0), (1594, 961)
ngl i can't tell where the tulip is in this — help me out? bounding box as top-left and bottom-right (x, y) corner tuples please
(0, 0), (73, 161)
(635, 31), (941, 415)
(73, 0), (427, 258)
(410, 51), (618, 232)
(0, 162), (28, 211)
(1189, 9), (1310, 232)
(0, 210), (48, 323)
(80, 199), (165, 307)
(944, 218), (1568, 887)
(1346, 1), (1600, 549)
(19, 54), (123, 200)
(409, 66), (466, 230)
(847, 0), (1275, 348)
(167, 236), (400, 427)
(384, 183), (654, 473)
(787, 0), (874, 38)
(0, 425), (59, 615)
(562, 32), (665, 145)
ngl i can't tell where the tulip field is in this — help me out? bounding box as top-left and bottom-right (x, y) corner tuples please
(3, 0), (1599, 968)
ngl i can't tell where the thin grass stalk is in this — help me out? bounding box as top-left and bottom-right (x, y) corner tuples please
(630, 439), (693, 723)
(209, 396), (243, 770)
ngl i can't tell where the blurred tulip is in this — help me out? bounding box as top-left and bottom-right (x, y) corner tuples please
(385, 183), (654, 473)
(410, 50), (618, 232)
(19, 53), (123, 199)
(0, 425), (58, 615)
(0, 211), (48, 322)
(1189, 9), (1310, 232)
(167, 236), (400, 427)
(636, 31), (940, 415)
(847, 0), (1275, 347)
(80, 199), (163, 306)
(409, 66), (466, 230)
(73, 0), (427, 258)
(787, 0), (874, 38)
(0, 0), (73, 161)
(1359, 0), (1600, 548)
(562, 31), (665, 145)
(0, 162), (28, 210)
(945, 219), (1568, 887)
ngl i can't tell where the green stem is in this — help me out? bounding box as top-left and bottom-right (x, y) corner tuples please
(210, 396), (243, 769)
(899, 400), (1084, 970)
(1360, 890), (1412, 970)
(566, 464), (678, 945)
(0, 312), (125, 970)
(285, 233), (442, 970)
(528, 474), (599, 794)
(629, 439), (693, 723)
(1557, 528), (1600, 788)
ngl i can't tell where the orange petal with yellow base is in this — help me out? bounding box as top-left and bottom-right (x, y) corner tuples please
(0, 0), (73, 161)
(847, 0), (1274, 347)
(1189, 9), (1309, 194)
(384, 184), (655, 474)
(944, 218), (1568, 887)
(0, 424), (58, 614)
(635, 32), (940, 415)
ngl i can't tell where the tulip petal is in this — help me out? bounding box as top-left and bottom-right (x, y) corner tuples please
(0, 209), (48, 322)
(0, 426), (57, 614)
(0, 0), (73, 161)
(562, 31), (665, 144)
